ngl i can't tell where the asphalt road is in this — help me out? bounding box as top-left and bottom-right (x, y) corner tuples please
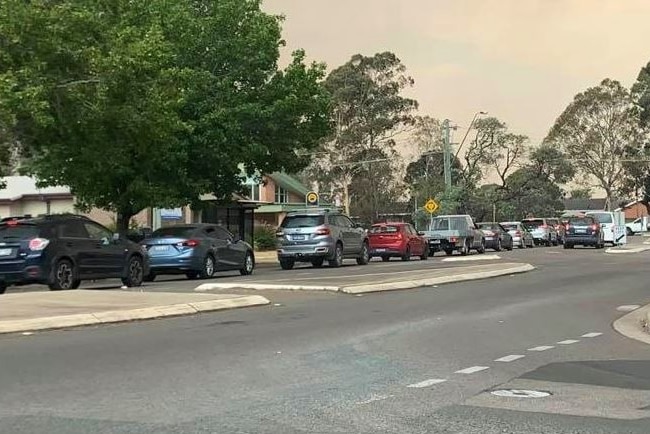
(1, 242), (649, 433)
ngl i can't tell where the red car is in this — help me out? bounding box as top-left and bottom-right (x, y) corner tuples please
(368, 222), (428, 261)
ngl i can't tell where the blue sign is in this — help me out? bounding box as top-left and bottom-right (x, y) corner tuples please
(160, 208), (183, 220)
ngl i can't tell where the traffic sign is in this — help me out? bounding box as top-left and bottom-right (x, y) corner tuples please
(424, 198), (439, 214)
(305, 191), (319, 207)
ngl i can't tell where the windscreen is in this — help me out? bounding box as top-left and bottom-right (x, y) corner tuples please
(370, 225), (399, 234)
(0, 224), (40, 240)
(151, 226), (197, 238)
(569, 217), (593, 225)
(522, 219), (544, 229)
(501, 223), (518, 230)
(281, 215), (325, 228)
(587, 213), (612, 223)
(477, 223), (500, 231)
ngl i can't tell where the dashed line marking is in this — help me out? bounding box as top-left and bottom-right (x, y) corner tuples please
(455, 366), (490, 374)
(356, 394), (393, 405)
(495, 354), (525, 363)
(528, 345), (555, 352)
(581, 332), (603, 338)
(407, 378), (447, 388)
(557, 339), (580, 345)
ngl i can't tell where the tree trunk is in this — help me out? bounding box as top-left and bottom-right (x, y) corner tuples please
(116, 211), (134, 238)
(604, 188), (613, 211)
(343, 182), (350, 216)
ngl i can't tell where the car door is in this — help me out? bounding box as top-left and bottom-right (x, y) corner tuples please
(406, 224), (424, 254)
(466, 216), (481, 247)
(338, 215), (361, 255)
(57, 220), (97, 278)
(203, 226), (230, 270)
(83, 221), (128, 277)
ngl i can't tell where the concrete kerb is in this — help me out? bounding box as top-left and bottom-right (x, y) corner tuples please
(605, 246), (650, 254)
(613, 303), (650, 346)
(0, 295), (270, 335)
(195, 263), (536, 295)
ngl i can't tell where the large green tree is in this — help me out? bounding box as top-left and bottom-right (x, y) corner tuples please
(0, 0), (331, 233)
(545, 79), (644, 210)
(307, 52), (418, 215)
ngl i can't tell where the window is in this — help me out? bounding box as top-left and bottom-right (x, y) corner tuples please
(249, 184), (261, 202)
(370, 225), (399, 234)
(336, 215), (354, 228)
(59, 221), (89, 238)
(152, 226), (197, 238)
(281, 215), (324, 228)
(84, 222), (112, 244)
(587, 212), (612, 223)
(205, 226), (232, 241)
(275, 186), (289, 204)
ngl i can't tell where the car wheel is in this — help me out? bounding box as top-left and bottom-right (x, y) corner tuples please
(477, 239), (486, 254)
(419, 248), (428, 260)
(626, 227), (633, 236)
(381, 256), (390, 262)
(518, 241), (525, 249)
(460, 240), (470, 256)
(495, 239), (502, 252)
(240, 251), (255, 275)
(0, 281), (7, 294)
(49, 258), (78, 291)
(444, 249), (453, 256)
(356, 242), (370, 265)
(311, 258), (325, 268)
(198, 255), (216, 279)
(121, 256), (144, 288)
(401, 245), (411, 261)
(329, 243), (344, 268)
(564, 243), (574, 249)
(552, 238), (558, 246)
(279, 258), (295, 270)
(144, 272), (156, 282)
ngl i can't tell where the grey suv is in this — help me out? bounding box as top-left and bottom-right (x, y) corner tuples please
(276, 209), (370, 270)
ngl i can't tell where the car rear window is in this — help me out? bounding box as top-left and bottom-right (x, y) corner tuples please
(0, 224), (40, 240)
(431, 217), (466, 231)
(501, 223), (518, 230)
(569, 217), (593, 225)
(587, 212), (612, 223)
(477, 223), (500, 231)
(152, 226), (197, 238)
(370, 225), (400, 234)
(522, 219), (544, 229)
(281, 215), (325, 228)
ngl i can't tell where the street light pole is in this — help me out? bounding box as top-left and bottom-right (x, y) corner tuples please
(443, 119), (452, 191)
(454, 111), (487, 159)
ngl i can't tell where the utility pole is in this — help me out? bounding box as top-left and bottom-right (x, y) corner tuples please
(443, 119), (452, 191)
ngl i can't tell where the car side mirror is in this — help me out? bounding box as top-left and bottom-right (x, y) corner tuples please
(231, 234), (241, 243)
(112, 233), (120, 241)
(418, 231), (425, 236)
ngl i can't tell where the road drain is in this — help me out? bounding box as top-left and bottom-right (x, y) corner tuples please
(491, 389), (551, 398)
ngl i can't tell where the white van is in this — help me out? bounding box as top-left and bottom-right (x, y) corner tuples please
(585, 211), (616, 245)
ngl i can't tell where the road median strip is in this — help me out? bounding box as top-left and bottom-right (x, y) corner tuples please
(0, 291), (270, 335)
(605, 246), (650, 254)
(613, 303), (650, 346)
(196, 262), (535, 295)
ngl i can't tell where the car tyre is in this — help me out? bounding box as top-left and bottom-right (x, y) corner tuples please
(0, 281), (7, 294)
(477, 239), (486, 254)
(518, 241), (525, 249)
(419, 249), (428, 260)
(626, 227), (633, 236)
(49, 258), (79, 291)
(495, 239), (502, 252)
(401, 245), (411, 261)
(329, 243), (344, 268)
(381, 256), (390, 262)
(311, 258), (325, 268)
(356, 242), (370, 265)
(198, 255), (216, 279)
(444, 249), (453, 256)
(240, 251), (255, 275)
(279, 258), (295, 270)
(564, 243), (574, 249)
(460, 240), (470, 256)
(121, 256), (144, 288)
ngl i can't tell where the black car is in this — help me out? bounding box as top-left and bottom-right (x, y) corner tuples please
(476, 222), (514, 251)
(0, 214), (148, 294)
(563, 215), (605, 249)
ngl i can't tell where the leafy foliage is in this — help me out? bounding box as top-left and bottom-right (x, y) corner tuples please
(253, 224), (277, 251)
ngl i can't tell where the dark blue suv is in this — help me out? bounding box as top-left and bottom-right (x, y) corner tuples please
(0, 214), (149, 294)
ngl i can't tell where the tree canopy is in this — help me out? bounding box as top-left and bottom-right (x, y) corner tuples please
(0, 0), (331, 232)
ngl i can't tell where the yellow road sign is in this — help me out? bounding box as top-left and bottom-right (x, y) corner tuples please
(305, 191), (319, 206)
(424, 198), (439, 214)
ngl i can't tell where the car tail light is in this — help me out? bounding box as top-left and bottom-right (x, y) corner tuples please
(29, 238), (50, 251)
(6, 219), (19, 226)
(540, 224), (548, 228)
(590, 224), (598, 231)
(565, 224), (571, 230)
(515, 230), (522, 236)
(315, 226), (330, 236)
(450, 237), (457, 243)
(180, 239), (200, 247)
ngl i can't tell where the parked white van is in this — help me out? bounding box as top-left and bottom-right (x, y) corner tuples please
(585, 211), (616, 245)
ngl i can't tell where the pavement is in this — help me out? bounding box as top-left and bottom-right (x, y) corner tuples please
(1, 239), (650, 433)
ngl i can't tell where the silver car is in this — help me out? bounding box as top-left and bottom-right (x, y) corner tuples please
(276, 209), (370, 270)
(521, 218), (558, 246)
(500, 221), (535, 249)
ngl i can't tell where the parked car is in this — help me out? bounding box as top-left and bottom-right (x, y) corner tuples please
(625, 217), (648, 235)
(564, 215), (604, 249)
(476, 222), (514, 251)
(368, 222), (427, 261)
(585, 211), (616, 245)
(0, 214), (148, 294)
(140, 224), (254, 280)
(521, 218), (558, 246)
(547, 218), (565, 244)
(422, 215), (485, 256)
(500, 222), (535, 248)
(276, 209), (370, 269)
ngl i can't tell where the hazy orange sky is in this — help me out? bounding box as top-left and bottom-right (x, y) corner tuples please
(263, 0), (650, 148)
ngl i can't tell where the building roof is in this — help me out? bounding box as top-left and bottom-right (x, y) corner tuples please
(0, 176), (71, 201)
(269, 172), (310, 197)
(562, 198), (607, 211)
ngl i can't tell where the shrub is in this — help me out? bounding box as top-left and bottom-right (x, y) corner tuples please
(254, 224), (277, 251)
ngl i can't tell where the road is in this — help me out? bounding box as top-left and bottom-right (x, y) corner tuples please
(1, 243), (649, 433)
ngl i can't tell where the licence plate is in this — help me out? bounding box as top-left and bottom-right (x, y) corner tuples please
(430, 240), (441, 244)
(576, 229), (586, 234)
(0, 248), (12, 256)
(152, 245), (169, 252)
(375, 248), (386, 252)
(292, 235), (306, 241)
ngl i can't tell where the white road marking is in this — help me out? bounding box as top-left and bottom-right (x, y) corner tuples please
(528, 345), (555, 352)
(557, 339), (580, 345)
(356, 394), (393, 405)
(407, 378), (447, 388)
(617, 305), (641, 312)
(273, 303), (283, 307)
(455, 366), (490, 374)
(21, 332), (34, 336)
(581, 332), (603, 338)
(442, 255), (501, 262)
(495, 354), (525, 363)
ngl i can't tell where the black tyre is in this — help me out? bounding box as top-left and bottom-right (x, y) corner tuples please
(419, 249), (428, 260)
(444, 249), (453, 256)
(552, 238), (559, 246)
(144, 272), (156, 282)
(198, 255), (216, 279)
(0, 281), (7, 295)
(240, 251), (255, 275)
(329, 243), (344, 268)
(477, 239), (486, 254)
(401, 245), (411, 261)
(311, 257), (325, 268)
(564, 243), (574, 249)
(495, 239), (502, 252)
(518, 241), (525, 249)
(626, 227), (633, 236)
(356, 242), (370, 265)
(279, 258), (295, 270)
(381, 256), (390, 262)
(49, 259), (79, 291)
(460, 240), (470, 256)
(121, 256), (144, 288)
